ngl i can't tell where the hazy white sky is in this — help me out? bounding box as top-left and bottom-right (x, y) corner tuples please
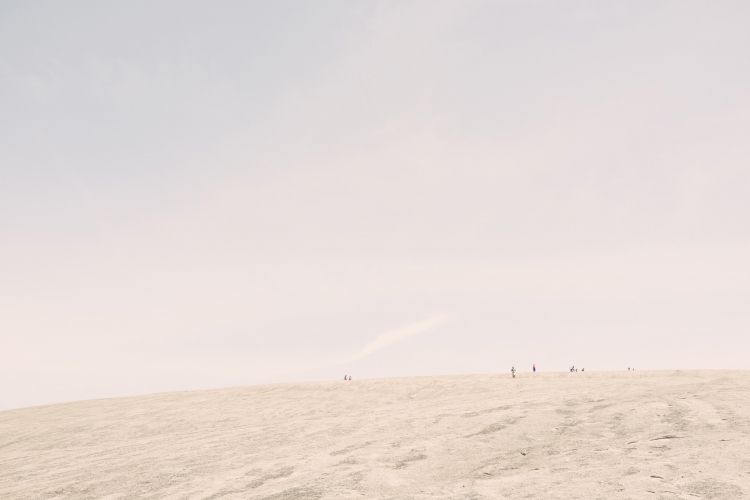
(2, 0), (749, 409)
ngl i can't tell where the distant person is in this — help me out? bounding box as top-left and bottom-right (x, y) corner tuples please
(511, 366), (516, 378)
(581, 368), (584, 372)
(533, 364), (536, 373)
(349, 375), (352, 380)
(344, 375), (348, 380)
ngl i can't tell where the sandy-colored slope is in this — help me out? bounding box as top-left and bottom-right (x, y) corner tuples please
(1, 371), (749, 499)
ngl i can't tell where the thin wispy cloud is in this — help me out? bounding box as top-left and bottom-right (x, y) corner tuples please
(225, 315), (447, 380)
(341, 314), (446, 364)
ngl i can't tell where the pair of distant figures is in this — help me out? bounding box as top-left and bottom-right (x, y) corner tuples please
(569, 366), (584, 372)
(343, 375), (352, 380)
(511, 365), (537, 378)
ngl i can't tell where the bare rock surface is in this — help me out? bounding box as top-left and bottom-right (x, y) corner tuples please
(2, 370), (749, 499)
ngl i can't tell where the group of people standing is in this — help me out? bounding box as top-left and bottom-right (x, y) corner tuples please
(342, 366), (637, 382)
(510, 364), (590, 377)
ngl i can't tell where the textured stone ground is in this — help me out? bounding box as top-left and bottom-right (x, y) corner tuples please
(2, 370), (749, 499)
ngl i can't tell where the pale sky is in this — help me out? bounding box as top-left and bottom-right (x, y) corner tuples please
(1, 1), (749, 410)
